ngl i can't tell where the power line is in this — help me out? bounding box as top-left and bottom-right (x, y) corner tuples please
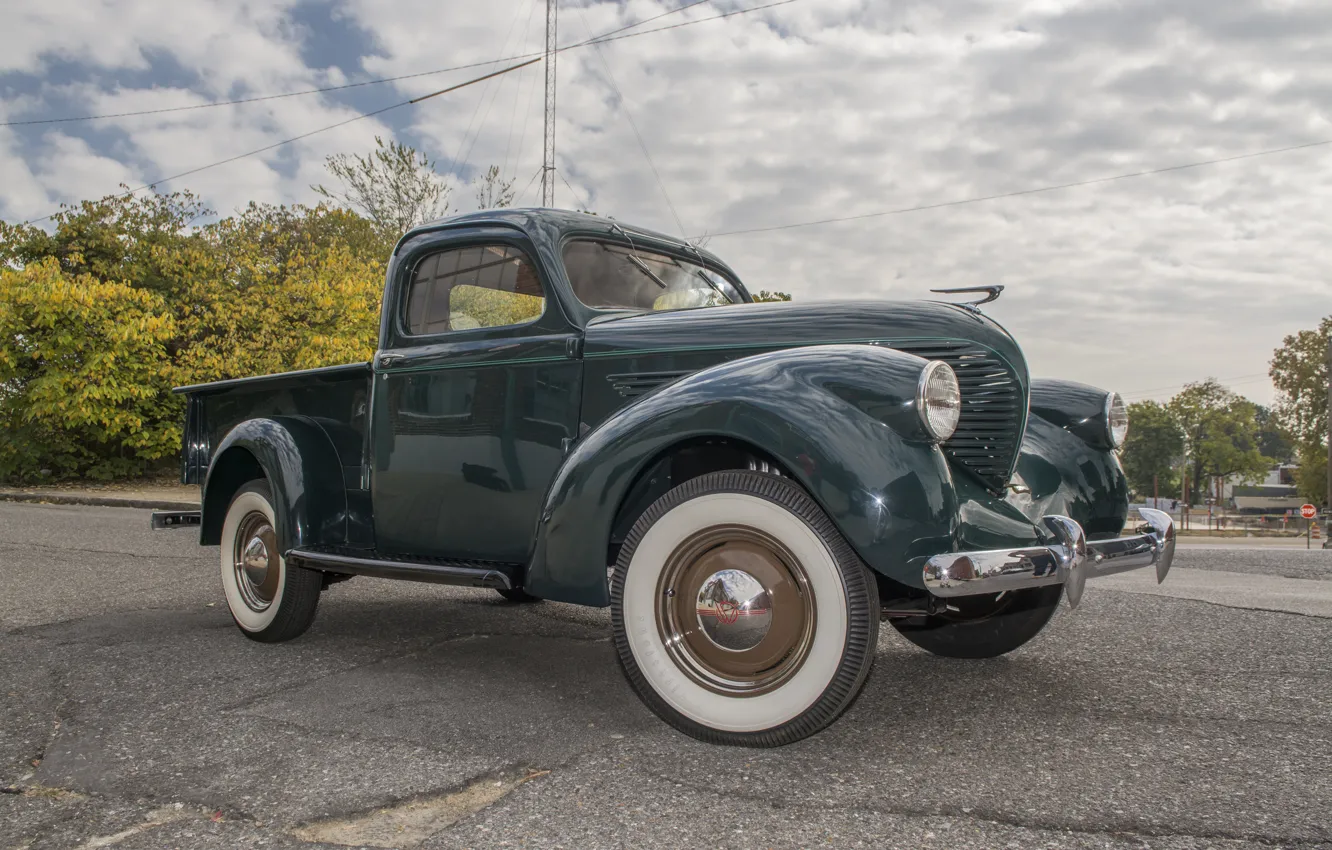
(23, 58), (541, 225)
(1, 0), (778, 128)
(517, 164), (545, 205)
(559, 170), (593, 211)
(576, 4), (687, 235)
(447, 0), (533, 181)
(697, 137), (1332, 239)
(1120, 373), (1271, 400)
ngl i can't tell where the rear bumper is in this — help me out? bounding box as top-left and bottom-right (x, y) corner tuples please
(922, 507), (1175, 608)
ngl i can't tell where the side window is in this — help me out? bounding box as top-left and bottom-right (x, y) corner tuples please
(403, 244), (545, 335)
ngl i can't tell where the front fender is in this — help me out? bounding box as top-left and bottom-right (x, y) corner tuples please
(1008, 412), (1130, 537)
(200, 416), (350, 552)
(524, 344), (958, 606)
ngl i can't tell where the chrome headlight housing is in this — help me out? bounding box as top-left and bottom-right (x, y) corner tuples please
(917, 361), (961, 442)
(1105, 391), (1128, 448)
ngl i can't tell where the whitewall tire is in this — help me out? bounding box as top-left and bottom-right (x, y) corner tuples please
(220, 480), (322, 643)
(611, 470), (878, 747)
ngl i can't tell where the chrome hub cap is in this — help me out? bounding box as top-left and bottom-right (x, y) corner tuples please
(233, 512), (279, 612)
(696, 570), (772, 651)
(656, 525), (816, 696)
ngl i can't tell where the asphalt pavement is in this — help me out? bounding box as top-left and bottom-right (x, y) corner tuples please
(2, 501), (1331, 849)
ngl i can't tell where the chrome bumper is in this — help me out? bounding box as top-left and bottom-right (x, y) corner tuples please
(922, 508), (1175, 608)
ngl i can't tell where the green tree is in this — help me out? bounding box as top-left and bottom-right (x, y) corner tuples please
(0, 188), (209, 297)
(313, 136), (451, 243)
(1270, 316), (1329, 508)
(1168, 379), (1272, 504)
(1254, 405), (1294, 462)
(474, 165), (516, 210)
(1294, 441), (1328, 507)
(752, 291), (792, 302)
(1269, 315), (1330, 447)
(1119, 400), (1183, 499)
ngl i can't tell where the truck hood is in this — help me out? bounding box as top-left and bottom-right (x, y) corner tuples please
(584, 299), (1027, 376)
(581, 299), (1031, 493)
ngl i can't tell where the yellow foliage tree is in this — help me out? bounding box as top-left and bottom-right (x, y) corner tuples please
(168, 205), (385, 385)
(0, 259), (180, 479)
(1, 193), (388, 481)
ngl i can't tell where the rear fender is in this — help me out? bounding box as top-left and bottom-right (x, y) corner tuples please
(524, 344), (958, 606)
(199, 417), (350, 552)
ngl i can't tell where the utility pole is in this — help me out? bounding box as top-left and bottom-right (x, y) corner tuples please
(540, 0), (558, 207)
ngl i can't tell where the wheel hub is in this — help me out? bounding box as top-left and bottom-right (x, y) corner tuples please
(233, 512), (279, 612)
(656, 525), (816, 696)
(695, 569), (772, 651)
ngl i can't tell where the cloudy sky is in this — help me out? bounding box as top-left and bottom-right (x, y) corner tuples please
(4, 0), (1330, 405)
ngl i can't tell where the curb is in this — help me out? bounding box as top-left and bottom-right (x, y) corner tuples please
(0, 491), (200, 511)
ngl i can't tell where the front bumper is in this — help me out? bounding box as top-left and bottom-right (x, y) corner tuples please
(922, 507), (1175, 608)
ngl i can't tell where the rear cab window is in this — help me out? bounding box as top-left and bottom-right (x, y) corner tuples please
(404, 244), (545, 335)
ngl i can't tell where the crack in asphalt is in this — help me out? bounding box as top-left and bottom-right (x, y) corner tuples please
(628, 760), (1329, 847)
(1096, 587), (1332, 620)
(0, 538), (211, 562)
(218, 630), (609, 715)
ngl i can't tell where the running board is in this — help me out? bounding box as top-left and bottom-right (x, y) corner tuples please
(286, 548), (516, 591)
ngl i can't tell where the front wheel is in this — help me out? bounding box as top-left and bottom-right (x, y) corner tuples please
(890, 585), (1062, 659)
(611, 471), (879, 747)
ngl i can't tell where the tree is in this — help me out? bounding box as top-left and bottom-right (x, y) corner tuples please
(1294, 441), (1328, 507)
(1269, 315), (1330, 447)
(1, 189), (390, 480)
(1255, 405), (1294, 462)
(0, 258), (179, 480)
(167, 203), (386, 386)
(313, 136), (450, 242)
(1168, 379), (1272, 503)
(1270, 315), (1329, 508)
(1119, 401), (1183, 499)
(752, 291), (792, 302)
(0, 188), (209, 297)
(474, 165), (516, 210)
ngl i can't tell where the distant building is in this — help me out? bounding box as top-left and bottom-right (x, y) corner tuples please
(1228, 464), (1302, 513)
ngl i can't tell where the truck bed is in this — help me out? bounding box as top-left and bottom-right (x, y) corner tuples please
(174, 362), (373, 485)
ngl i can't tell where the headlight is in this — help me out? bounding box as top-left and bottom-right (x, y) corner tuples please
(917, 361), (961, 442)
(1105, 392), (1128, 448)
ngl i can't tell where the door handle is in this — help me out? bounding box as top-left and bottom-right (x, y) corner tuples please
(377, 353), (404, 369)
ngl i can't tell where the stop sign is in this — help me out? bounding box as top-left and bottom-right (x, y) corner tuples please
(1301, 504), (1318, 519)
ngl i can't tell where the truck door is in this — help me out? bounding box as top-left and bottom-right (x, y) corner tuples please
(370, 231), (582, 563)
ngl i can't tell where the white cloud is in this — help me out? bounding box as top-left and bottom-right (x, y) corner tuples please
(4, 0), (1331, 404)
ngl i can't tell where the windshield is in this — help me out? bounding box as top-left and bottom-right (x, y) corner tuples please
(562, 239), (742, 312)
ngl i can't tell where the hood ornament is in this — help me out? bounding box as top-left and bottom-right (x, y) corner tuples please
(930, 285), (1004, 314)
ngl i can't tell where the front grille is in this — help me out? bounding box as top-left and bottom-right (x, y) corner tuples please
(891, 341), (1026, 492)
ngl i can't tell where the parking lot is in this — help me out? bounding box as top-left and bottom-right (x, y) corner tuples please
(3, 500), (1330, 850)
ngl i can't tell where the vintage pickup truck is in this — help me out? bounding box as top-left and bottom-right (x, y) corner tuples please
(159, 208), (1175, 747)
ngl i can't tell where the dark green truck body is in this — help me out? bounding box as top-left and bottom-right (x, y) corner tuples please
(176, 208), (1128, 607)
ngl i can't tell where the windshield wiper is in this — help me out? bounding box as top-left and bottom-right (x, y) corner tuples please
(694, 269), (729, 302)
(629, 255), (668, 289)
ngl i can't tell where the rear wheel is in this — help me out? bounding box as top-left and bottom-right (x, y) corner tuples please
(890, 585), (1062, 659)
(611, 471), (878, 747)
(219, 480), (322, 643)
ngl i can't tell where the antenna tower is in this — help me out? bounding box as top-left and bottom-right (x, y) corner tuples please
(541, 0), (557, 206)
